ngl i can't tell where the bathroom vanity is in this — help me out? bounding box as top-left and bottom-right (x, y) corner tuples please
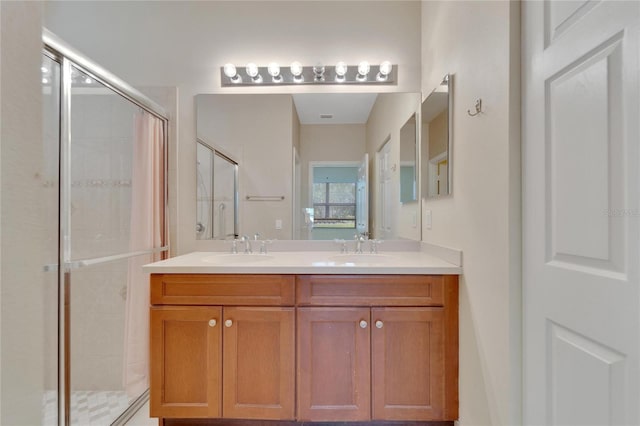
(145, 251), (460, 425)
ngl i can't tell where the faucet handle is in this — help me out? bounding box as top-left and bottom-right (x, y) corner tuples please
(260, 239), (272, 254)
(253, 232), (261, 240)
(369, 239), (383, 254)
(334, 239), (348, 253)
(224, 239), (240, 254)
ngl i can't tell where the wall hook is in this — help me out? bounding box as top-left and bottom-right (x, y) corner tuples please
(467, 98), (482, 117)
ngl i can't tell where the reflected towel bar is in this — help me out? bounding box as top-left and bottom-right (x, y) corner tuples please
(245, 195), (285, 201)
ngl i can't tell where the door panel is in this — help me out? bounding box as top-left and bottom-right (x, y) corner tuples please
(546, 34), (625, 272)
(356, 153), (369, 235)
(222, 307), (295, 420)
(523, 1), (639, 425)
(150, 306), (221, 418)
(371, 307), (445, 421)
(297, 308), (371, 421)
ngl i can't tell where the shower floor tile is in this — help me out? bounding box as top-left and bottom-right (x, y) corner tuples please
(43, 390), (130, 425)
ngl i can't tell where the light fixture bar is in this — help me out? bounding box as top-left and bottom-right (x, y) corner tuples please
(220, 64), (397, 87)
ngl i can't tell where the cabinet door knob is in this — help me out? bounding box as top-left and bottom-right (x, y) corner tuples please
(208, 319), (217, 327)
(375, 320), (384, 329)
(225, 319), (233, 328)
(359, 320), (368, 329)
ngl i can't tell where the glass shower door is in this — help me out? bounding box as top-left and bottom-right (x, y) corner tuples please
(64, 65), (166, 425)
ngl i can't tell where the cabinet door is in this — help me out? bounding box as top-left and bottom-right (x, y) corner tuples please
(222, 307), (295, 420)
(297, 307), (371, 421)
(371, 307), (445, 420)
(150, 306), (222, 418)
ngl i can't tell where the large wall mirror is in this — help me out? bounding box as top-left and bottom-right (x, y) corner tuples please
(421, 74), (452, 198)
(196, 92), (421, 241)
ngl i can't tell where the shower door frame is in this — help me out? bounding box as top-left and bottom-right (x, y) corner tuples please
(43, 29), (170, 426)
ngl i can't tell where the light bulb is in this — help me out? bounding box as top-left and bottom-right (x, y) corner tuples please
(379, 61), (392, 76)
(84, 77), (92, 84)
(290, 61), (304, 83)
(42, 77), (49, 84)
(268, 62), (280, 77)
(377, 61), (393, 81)
(335, 62), (348, 77)
(223, 63), (237, 78)
(41, 66), (48, 73)
(246, 63), (259, 78)
(358, 61), (370, 76)
(268, 62), (282, 83)
(223, 63), (241, 83)
(245, 63), (262, 83)
(290, 61), (303, 77)
(357, 61), (370, 82)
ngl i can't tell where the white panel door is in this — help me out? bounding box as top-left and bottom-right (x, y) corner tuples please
(523, 1), (639, 425)
(376, 140), (392, 239)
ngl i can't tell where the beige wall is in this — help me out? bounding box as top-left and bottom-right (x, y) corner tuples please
(197, 94), (294, 239)
(366, 93), (421, 240)
(44, 0), (422, 254)
(428, 110), (448, 160)
(0, 1), (46, 423)
(421, 1), (521, 425)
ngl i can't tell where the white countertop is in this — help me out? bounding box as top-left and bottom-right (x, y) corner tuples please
(143, 250), (461, 275)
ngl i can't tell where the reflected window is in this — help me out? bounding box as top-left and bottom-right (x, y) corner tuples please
(313, 182), (356, 228)
(311, 165), (358, 229)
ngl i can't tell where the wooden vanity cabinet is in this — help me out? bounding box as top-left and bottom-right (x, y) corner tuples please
(150, 274), (295, 421)
(150, 273), (458, 424)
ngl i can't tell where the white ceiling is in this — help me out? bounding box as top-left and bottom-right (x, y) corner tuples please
(292, 93), (378, 125)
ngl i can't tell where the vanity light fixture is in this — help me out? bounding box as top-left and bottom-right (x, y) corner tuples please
(220, 61), (397, 86)
(223, 63), (242, 83)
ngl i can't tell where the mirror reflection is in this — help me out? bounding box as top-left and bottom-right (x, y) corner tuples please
(399, 113), (417, 203)
(196, 140), (238, 240)
(421, 75), (451, 198)
(196, 92), (420, 241)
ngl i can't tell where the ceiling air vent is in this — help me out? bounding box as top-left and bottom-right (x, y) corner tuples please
(320, 114), (333, 119)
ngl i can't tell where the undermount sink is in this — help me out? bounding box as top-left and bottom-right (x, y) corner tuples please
(327, 253), (396, 265)
(202, 253), (275, 264)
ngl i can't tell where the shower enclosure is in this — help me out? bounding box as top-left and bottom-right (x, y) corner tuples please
(42, 30), (169, 426)
(196, 140), (238, 240)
